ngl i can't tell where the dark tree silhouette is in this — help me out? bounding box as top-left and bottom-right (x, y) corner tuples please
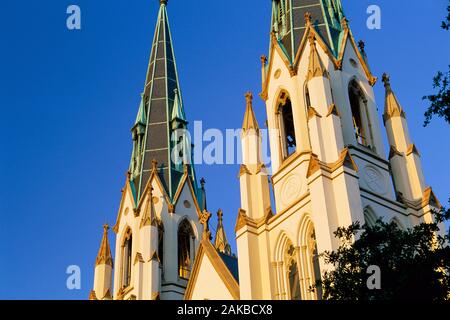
(422, 66), (450, 126)
(315, 206), (450, 300)
(422, 2), (450, 126)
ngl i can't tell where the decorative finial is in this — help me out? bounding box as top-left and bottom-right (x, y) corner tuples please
(152, 159), (158, 171)
(217, 209), (223, 222)
(304, 12), (312, 26)
(103, 224), (109, 234)
(199, 210), (212, 240)
(358, 40), (365, 52)
(260, 55), (267, 66)
(245, 92), (253, 107)
(382, 73), (391, 88)
(200, 177), (206, 189)
(160, 0), (168, 6)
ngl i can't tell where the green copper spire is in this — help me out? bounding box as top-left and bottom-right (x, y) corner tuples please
(271, 0), (345, 61)
(129, 0), (199, 203)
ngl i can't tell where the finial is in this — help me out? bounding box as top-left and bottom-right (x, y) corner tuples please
(199, 210), (212, 240)
(358, 40), (365, 52)
(304, 12), (312, 26)
(200, 177), (206, 189)
(103, 224), (109, 234)
(160, 0), (168, 6)
(245, 92), (253, 107)
(217, 209), (223, 222)
(152, 159), (158, 171)
(260, 55), (267, 66)
(341, 17), (349, 29)
(382, 73), (391, 88)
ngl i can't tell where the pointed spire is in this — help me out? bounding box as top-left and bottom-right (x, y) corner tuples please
(131, 0), (199, 202)
(214, 209), (232, 255)
(382, 73), (406, 122)
(140, 187), (157, 228)
(171, 89), (187, 128)
(306, 34), (329, 81)
(95, 224), (113, 267)
(242, 92), (260, 133)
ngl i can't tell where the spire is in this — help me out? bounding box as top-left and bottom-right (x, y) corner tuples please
(95, 224), (113, 267)
(271, 0), (345, 60)
(242, 92), (260, 133)
(214, 209), (232, 255)
(306, 33), (329, 81)
(129, 1), (199, 201)
(171, 89), (187, 128)
(382, 73), (406, 122)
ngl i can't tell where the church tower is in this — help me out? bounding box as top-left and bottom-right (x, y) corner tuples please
(91, 0), (207, 300)
(234, 0), (440, 300)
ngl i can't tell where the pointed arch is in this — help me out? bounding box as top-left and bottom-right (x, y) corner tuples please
(120, 227), (133, 290)
(391, 217), (405, 230)
(177, 218), (196, 279)
(275, 90), (297, 160)
(363, 206), (378, 227)
(297, 214), (322, 300)
(348, 78), (374, 150)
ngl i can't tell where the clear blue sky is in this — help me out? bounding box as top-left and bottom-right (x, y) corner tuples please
(0, 0), (448, 299)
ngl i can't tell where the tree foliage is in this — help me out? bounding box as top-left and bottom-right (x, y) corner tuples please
(423, 66), (450, 126)
(422, 3), (450, 126)
(442, 4), (450, 30)
(316, 205), (450, 300)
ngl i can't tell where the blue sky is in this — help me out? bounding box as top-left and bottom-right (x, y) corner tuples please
(0, 0), (448, 299)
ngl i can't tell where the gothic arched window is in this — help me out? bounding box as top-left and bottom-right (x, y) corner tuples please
(285, 245), (301, 300)
(122, 229), (133, 289)
(364, 208), (377, 227)
(277, 92), (297, 160)
(178, 219), (194, 279)
(308, 230), (322, 300)
(349, 81), (372, 148)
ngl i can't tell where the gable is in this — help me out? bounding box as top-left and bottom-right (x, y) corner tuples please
(185, 241), (240, 300)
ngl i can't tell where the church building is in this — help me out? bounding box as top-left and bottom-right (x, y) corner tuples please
(90, 0), (441, 300)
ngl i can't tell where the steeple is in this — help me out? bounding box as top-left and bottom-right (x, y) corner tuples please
(96, 224), (113, 267)
(129, 0), (199, 202)
(214, 209), (232, 255)
(271, 0), (345, 61)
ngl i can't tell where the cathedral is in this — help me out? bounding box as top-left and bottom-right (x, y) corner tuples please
(90, 0), (441, 300)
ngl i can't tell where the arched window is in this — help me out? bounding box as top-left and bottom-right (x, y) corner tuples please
(364, 208), (377, 227)
(348, 81), (372, 148)
(285, 244), (301, 300)
(277, 92), (297, 160)
(308, 230), (322, 300)
(122, 229), (133, 289)
(178, 219), (194, 279)
(391, 217), (404, 230)
(158, 222), (165, 275)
